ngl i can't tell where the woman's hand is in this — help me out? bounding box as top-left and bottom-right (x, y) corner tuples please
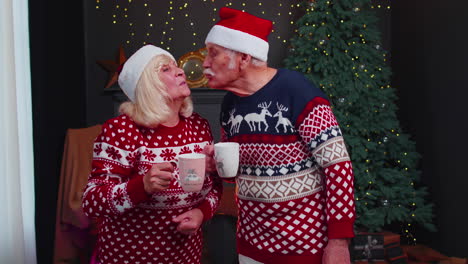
(203, 144), (217, 174)
(143, 162), (175, 194)
(172, 208), (204, 235)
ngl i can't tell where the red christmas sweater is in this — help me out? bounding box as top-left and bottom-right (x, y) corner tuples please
(220, 69), (356, 264)
(82, 113), (222, 264)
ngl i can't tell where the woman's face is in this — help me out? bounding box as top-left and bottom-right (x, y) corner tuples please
(158, 60), (190, 100)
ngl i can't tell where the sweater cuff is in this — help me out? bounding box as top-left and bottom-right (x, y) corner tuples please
(126, 175), (151, 205)
(198, 200), (214, 221)
(222, 177), (236, 184)
(327, 220), (355, 239)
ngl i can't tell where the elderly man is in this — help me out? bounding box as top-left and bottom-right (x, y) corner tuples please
(203, 7), (356, 264)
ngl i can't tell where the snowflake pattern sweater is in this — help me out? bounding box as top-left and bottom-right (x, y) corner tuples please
(220, 68), (356, 264)
(82, 113), (222, 264)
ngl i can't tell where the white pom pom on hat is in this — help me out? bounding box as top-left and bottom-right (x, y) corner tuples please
(118, 44), (175, 102)
(205, 7), (273, 62)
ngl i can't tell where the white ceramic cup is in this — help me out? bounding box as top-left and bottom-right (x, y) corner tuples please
(176, 153), (206, 192)
(214, 142), (240, 178)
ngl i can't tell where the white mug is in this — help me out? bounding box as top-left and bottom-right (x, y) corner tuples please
(175, 153), (206, 192)
(214, 142), (240, 178)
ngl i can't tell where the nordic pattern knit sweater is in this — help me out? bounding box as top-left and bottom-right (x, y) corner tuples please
(82, 113), (222, 264)
(220, 68), (356, 264)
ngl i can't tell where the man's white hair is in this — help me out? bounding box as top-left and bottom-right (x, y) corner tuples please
(225, 48), (267, 69)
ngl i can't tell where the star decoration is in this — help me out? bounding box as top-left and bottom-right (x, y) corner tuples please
(97, 46), (127, 89)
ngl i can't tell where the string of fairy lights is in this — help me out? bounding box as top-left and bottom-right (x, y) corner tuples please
(94, 0), (392, 48)
(95, 0), (422, 245)
(94, 0), (304, 53)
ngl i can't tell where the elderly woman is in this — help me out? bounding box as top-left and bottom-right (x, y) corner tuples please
(82, 45), (222, 264)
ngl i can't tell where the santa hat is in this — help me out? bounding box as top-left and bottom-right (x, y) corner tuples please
(205, 7), (273, 62)
(118, 44), (175, 102)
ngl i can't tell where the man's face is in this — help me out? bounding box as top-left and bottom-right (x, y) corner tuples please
(203, 43), (240, 90)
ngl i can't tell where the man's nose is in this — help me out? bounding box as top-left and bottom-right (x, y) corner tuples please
(202, 58), (210, 68)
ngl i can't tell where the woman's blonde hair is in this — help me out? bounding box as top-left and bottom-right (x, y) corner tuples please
(119, 54), (193, 127)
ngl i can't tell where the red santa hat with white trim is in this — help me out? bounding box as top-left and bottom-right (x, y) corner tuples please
(205, 7), (273, 62)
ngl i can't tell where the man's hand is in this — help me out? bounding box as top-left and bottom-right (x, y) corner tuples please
(203, 144), (217, 174)
(323, 239), (350, 264)
(172, 208), (204, 235)
(143, 162), (174, 194)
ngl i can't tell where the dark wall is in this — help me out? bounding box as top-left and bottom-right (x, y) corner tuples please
(392, 0), (468, 257)
(29, 1), (86, 263)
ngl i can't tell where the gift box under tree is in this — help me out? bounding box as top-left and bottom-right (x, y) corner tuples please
(351, 231), (408, 264)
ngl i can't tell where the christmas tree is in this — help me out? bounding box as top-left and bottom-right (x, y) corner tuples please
(284, 0), (435, 237)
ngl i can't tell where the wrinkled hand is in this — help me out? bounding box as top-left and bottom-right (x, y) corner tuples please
(203, 144), (217, 174)
(323, 239), (350, 264)
(172, 208), (204, 235)
(143, 162), (174, 194)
